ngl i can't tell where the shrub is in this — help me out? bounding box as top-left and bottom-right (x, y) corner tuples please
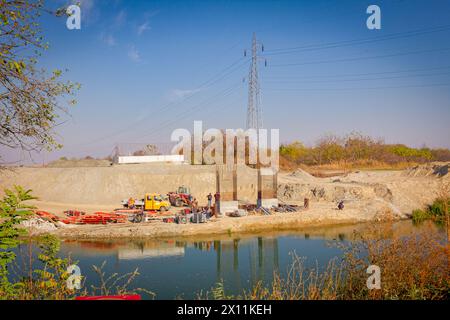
(412, 209), (430, 224)
(413, 198), (449, 226)
(279, 132), (449, 169)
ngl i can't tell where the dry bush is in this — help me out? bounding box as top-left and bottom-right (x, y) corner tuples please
(243, 256), (343, 300)
(341, 222), (449, 300)
(215, 222), (450, 300)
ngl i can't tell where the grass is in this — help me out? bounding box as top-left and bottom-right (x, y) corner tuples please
(412, 197), (450, 226)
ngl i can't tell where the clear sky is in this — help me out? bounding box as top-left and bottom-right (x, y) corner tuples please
(3, 0), (450, 163)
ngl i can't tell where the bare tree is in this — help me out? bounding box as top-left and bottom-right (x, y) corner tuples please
(132, 144), (160, 156)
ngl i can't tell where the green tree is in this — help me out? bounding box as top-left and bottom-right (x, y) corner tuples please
(0, 185), (36, 297)
(280, 141), (308, 163)
(0, 0), (79, 159)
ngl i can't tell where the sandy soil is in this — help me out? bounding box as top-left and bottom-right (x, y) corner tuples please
(1, 162), (448, 239)
(52, 203), (384, 240)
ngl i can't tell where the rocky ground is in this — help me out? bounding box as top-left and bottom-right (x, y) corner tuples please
(278, 162), (449, 220)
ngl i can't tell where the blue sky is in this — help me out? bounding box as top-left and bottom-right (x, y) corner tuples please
(3, 0), (450, 163)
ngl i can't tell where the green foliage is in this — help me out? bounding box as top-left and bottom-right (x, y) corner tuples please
(0, 0), (79, 156)
(412, 198), (449, 225)
(0, 186), (36, 259)
(280, 141), (308, 162)
(428, 198), (449, 219)
(0, 186), (77, 299)
(388, 145), (433, 160)
(0, 185), (36, 297)
(19, 234), (77, 300)
(412, 209), (430, 224)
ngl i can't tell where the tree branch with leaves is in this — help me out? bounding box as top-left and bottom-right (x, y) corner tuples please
(0, 0), (79, 159)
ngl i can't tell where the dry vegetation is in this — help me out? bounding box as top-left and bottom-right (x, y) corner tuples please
(280, 132), (450, 171)
(201, 222), (449, 300)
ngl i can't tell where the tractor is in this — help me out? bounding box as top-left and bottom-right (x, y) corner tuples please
(167, 186), (192, 207)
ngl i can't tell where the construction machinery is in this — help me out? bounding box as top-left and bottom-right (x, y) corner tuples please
(122, 193), (171, 212)
(167, 186), (192, 207)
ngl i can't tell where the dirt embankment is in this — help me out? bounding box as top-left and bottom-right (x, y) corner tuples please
(0, 163), (260, 207)
(278, 162), (449, 220)
(0, 164), (217, 206)
(1, 162), (448, 239)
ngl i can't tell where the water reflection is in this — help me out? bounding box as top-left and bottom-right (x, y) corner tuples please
(56, 220), (439, 298)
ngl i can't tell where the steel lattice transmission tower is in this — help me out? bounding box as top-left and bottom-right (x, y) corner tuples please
(246, 33), (264, 130)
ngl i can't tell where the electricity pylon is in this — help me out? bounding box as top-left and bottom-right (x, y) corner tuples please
(246, 33), (264, 130)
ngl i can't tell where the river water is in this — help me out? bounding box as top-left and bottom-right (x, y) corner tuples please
(16, 220), (442, 299)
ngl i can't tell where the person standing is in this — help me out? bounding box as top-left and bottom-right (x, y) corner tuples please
(214, 192), (220, 217)
(304, 198), (310, 210)
(207, 193), (212, 208)
(192, 198), (198, 214)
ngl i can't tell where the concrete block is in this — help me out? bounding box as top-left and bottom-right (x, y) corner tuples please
(219, 201), (239, 214)
(258, 198), (279, 208)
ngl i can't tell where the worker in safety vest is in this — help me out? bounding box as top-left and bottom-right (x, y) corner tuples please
(128, 197), (135, 209)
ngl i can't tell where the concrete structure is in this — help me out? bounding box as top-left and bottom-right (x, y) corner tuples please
(257, 167), (278, 208)
(115, 155), (185, 164)
(216, 164), (239, 215)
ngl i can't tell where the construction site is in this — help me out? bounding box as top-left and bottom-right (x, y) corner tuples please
(0, 160), (448, 239)
(1, 27), (449, 241)
(1, 0), (450, 303)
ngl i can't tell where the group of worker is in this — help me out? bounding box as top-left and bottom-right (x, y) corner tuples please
(189, 192), (220, 216)
(130, 193), (343, 213)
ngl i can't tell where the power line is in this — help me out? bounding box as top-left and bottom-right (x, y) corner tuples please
(265, 70), (450, 84)
(265, 65), (450, 80)
(264, 24), (450, 56)
(72, 56), (250, 147)
(134, 81), (245, 142)
(135, 83), (243, 142)
(271, 47), (450, 67)
(142, 89), (247, 143)
(265, 82), (450, 92)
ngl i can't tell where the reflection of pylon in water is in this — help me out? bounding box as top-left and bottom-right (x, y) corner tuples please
(246, 33), (264, 131)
